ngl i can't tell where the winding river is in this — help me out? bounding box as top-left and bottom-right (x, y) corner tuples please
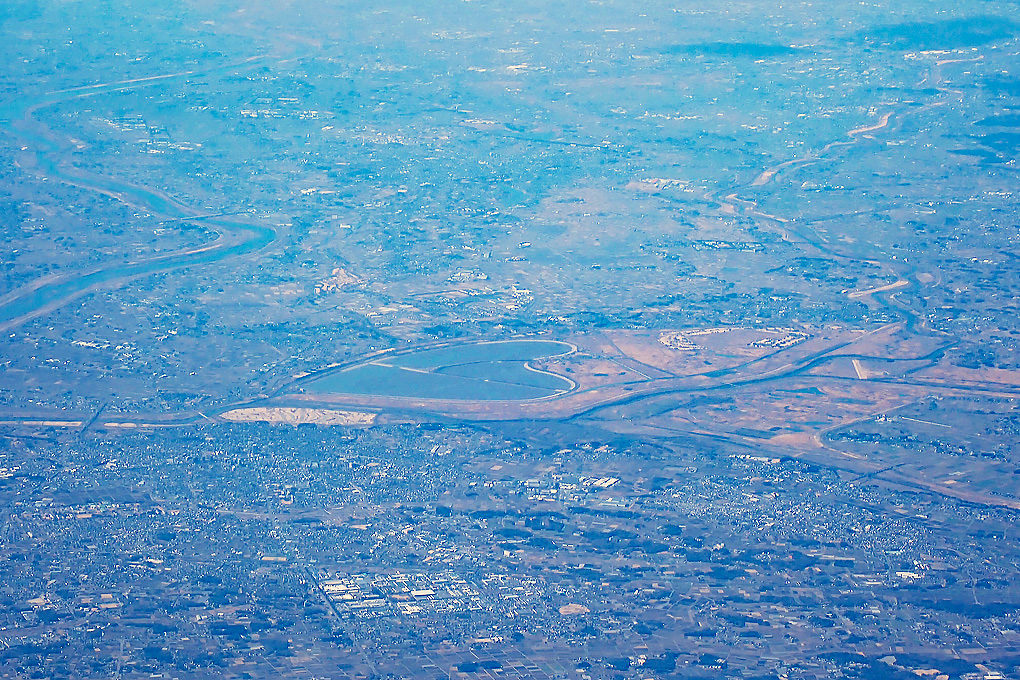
(0, 60), (278, 329)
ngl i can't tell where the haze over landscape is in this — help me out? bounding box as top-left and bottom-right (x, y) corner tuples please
(2, 1), (1020, 678)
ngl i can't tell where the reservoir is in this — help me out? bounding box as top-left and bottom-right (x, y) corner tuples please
(304, 339), (574, 401)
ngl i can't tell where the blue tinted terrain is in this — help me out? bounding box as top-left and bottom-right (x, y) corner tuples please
(2, 1), (1020, 678)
